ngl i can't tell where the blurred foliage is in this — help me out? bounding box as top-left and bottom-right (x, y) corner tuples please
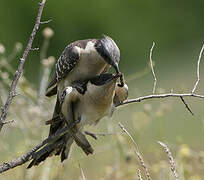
(1, 0), (204, 83)
(1, 0), (204, 179)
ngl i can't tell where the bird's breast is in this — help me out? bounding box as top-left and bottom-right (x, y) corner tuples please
(77, 94), (114, 127)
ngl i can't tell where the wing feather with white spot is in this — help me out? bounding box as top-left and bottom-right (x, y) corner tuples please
(45, 44), (80, 96)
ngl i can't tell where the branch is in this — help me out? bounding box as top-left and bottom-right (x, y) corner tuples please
(0, 0), (47, 132)
(192, 44), (204, 93)
(1, 119), (15, 125)
(149, 42), (157, 94)
(118, 123), (152, 180)
(117, 93), (204, 107)
(0, 141), (44, 173)
(117, 43), (204, 114)
(0, 125), (71, 173)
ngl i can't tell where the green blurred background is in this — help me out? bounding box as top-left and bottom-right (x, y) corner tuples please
(1, 0), (204, 179)
(1, 0), (204, 83)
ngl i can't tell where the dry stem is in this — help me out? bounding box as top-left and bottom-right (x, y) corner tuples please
(118, 122), (152, 180)
(0, 0), (47, 131)
(150, 42), (157, 94)
(158, 141), (179, 180)
(192, 44), (204, 93)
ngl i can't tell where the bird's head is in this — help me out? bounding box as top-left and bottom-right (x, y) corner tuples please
(95, 35), (120, 74)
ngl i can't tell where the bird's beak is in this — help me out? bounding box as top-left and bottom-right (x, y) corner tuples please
(112, 62), (120, 74)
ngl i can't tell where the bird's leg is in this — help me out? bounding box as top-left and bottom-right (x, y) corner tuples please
(84, 131), (98, 140)
(66, 103), (80, 131)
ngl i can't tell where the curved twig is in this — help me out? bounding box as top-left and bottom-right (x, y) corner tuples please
(158, 141), (179, 180)
(119, 123), (152, 180)
(192, 44), (204, 93)
(149, 42), (157, 94)
(117, 93), (204, 107)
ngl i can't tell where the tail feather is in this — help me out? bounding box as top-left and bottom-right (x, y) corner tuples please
(61, 137), (74, 162)
(73, 132), (94, 155)
(27, 130), (93, 168)
(27, 140), (64, 168)
(27, 95), (94, 168)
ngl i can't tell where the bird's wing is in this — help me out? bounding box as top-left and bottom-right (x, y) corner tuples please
(48, 86), (75, 136)
(45, 43), (80, 97)
(45, 39), (94, 97)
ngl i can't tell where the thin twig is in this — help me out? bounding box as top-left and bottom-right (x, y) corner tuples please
(158, 141), (179, 180)
(0, 0), (47, 132)
(79, 163), (87, 180)
(138, 169), (143, 180)
(118, 122), (152, 180)
(84, 131), (118, 140)
(179, 96), (194, 115)
(150, 42), (157, 94)
(116, 93), (204, 107)
(40, 19), (52, 24)
(192, 44), (204, 94)
(2, 120), (15, 125)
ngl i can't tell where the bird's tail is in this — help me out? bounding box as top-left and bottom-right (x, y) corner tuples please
(27, 98), (94, 168)
(60, 131), (94, 162)
(27, 127), (94, 168)
(27, 134), (73, 169)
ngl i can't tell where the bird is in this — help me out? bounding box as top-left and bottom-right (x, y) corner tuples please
(46, 35), (123, 98)
(27, 73), (128, 168)
(47, 35), (124, 138)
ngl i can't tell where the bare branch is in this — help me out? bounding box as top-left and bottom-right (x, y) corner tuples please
(137, 169), (143, 180)
(180, 96), (194, 115)
(116, 93), (204, 107)
(79, 163), (87, 180)
(116, 44), (204, 115)
(0, 0), (47, 131)
(158, 141), (179, 180)
(0, 141), (43, 173)
(118, 122), (152, 180)
(0, 125), (71, 173)
(192, 44), (204, 93)
(149, 42), (157, 94)
(2, 120), (15, 125)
